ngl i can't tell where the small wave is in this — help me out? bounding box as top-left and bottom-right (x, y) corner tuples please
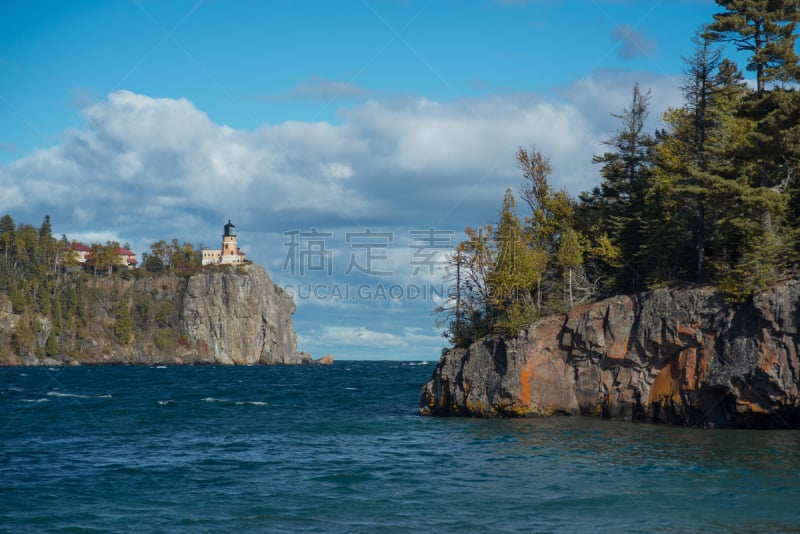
(155, 365), (167, 369)
(9, 387), (23, 393)
(157, 400), (174, 406)
(202, 397), (226, 403)
(21, 398), (49, 403)
(48, 391), (91, 399)
(235, 401), (268, 406)
(47, 391), (111, 399)
(345, 387), (358, 390)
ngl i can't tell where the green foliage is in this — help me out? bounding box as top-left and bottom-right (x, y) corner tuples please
(154, 328), (178, 351)
(114, 300), (132, 345)
(12, 317), (34, 356)
(705, 0), (800, 92)
(489, 189), (543, 336)
(441, 2), (800, 346)
(0, 212), (206, 358)
(154, 299), (175, 329)
(9, 284), (25, 314)
(45, 329), (59, 357)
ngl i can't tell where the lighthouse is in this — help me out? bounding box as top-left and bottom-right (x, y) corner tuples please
(201, 220), (247, 266)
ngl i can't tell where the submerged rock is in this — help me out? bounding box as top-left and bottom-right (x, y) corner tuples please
(420, 282), (800, 429)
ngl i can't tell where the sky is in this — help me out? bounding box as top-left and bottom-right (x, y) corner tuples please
(1, 0), (731, 360)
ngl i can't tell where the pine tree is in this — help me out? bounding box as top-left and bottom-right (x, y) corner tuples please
(705, 0), (800, 93)
(590, 84), (657, 291)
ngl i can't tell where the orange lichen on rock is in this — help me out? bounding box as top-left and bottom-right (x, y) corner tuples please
(759, 328), (780, 375)
(520, 360), (533, 406)
(604, 333), (629, 360)
(736, 398), (771, 414)
(680, 347), (698, 390)
(649, 358), (681, 405)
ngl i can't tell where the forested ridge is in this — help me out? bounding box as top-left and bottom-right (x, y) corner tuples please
(0, 213), (205, 363)
(438, 1), (800, 347)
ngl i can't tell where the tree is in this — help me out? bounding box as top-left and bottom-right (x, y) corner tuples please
(555, 226), (583, 308)
(0, 214), (14, 261)
(488, 189), (544, 335)
(644, 34), (731, 284)
(705, 0), (800, 93)
(436, 225), (494, 347)
(141, 253), (166, 273)
(114, 299), (132, 344)
(88, 242), (119, 276)
(589, 84), (657, 291)
(45, 329), (59, 357)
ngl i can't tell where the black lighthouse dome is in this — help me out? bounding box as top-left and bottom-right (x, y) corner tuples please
(224, 219), (236, 237)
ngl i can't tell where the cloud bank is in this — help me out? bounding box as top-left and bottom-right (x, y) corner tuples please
(1, 70), (683, 263)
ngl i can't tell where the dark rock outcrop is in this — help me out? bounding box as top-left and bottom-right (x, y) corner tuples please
(420, 282), (800, 428)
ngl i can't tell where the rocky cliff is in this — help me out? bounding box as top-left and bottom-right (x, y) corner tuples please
(1, 264), (312, 365)
(420, 282), (800, 428)
(180, 264), (305, 364)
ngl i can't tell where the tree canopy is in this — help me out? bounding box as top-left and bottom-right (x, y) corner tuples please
(439, 1), (800, 346)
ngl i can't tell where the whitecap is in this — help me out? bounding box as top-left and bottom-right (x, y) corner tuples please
(21, 398), (49, 403)
(345, 387), (358, 390)
(202, 397), (226, 403)
(48, 391), (91, 399)
(47, 391), (111, 399)
(157, 400), (174, 406)
(235, 401), (268, 406)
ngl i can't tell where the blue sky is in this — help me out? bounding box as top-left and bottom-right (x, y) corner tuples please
(1, 0), (728, 360)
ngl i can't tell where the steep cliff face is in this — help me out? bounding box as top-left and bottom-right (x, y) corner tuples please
(0, 264), (310, 365)
(180, 264), (306, 364)
(420, 282), (800, 428)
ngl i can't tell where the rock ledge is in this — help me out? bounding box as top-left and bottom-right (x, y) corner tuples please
(420, 282), (800, 428)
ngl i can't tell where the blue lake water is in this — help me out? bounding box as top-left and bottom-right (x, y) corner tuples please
(2, 361), (800, 533)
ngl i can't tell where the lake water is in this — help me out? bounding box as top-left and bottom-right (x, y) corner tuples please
(2, 362), (799, 532)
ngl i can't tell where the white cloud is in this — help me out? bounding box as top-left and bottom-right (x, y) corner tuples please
(298, 324), (445, 360)
(0, 70), (684, 266)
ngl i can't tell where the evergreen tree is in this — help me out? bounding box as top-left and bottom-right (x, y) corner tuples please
(590, 84), (657, 291)
(45, 329), (59, 357)
(488, 189), (544, 335)
(644, 34), (732, 285)
(114, 299), (132, 344)
(706, 0), (800, 93)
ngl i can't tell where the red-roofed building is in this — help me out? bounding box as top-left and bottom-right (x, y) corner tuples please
(67, 241), (91, 264)
(66, 241), (138, 269)
(117, 247), (138, 268)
